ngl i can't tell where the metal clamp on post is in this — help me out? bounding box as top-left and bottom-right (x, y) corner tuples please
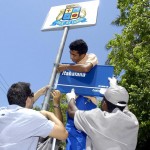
(53, 63), (59, 67)
(42, 101), (50, 110)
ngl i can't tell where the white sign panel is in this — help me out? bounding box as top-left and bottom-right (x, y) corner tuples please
(41, 0), (99, 31)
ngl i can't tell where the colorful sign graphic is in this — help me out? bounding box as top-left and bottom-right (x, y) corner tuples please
(41, 0), (99, 31)
(51, 4), (86, 27)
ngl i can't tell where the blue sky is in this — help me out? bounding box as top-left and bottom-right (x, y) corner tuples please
(0, 0), (121, 108)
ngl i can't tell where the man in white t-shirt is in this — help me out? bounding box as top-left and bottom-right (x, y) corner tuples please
(0, 82), (68, 150)
(57, 39), (98, 149)
(66, 77), (139, 150)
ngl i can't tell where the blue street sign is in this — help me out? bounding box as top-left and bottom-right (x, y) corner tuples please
(55, 65), (114, 97)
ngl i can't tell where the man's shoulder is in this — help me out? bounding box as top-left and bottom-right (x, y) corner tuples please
(87, 53), (97, 57)
(76, 108), (101, 117)
(84, 53), (98, 65)
(20, 108), (41, 115)
(0, 107), (7, 111)
(16, 109), (49, 126)
(0, 107), (7, 116)
(123, 110), (139, 124)
(75, 108), (103, 125)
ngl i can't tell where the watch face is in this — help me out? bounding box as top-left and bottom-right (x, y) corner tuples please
(53, 104), (60, 108)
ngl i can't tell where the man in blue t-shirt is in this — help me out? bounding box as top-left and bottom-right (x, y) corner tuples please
(57, 39), (98, 150)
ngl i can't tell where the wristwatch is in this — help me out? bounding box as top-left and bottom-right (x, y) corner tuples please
(53, 104), (60, 108)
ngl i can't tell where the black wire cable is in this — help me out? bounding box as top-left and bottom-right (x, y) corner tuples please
(0, 73), (9, 87)
(0, 86), (6, 95)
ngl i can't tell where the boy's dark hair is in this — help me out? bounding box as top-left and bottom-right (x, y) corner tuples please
(104, 97), (126, 112)
(69, 39), (88, 55)
(7, 82), (32, 107)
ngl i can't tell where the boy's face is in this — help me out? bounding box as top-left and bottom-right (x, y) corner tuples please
(70, 50), (84, 63)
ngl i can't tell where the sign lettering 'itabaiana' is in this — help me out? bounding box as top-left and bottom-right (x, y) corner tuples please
(41, 0), (99, 31)
(55, 65), (114, 97)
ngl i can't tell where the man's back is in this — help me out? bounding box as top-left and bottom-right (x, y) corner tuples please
(74, 108), (139, 150)
(0, 105), (54, 150)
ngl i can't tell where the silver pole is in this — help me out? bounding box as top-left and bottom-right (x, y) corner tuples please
(51, 138), (56, 150)
(42, 26), (69, 110)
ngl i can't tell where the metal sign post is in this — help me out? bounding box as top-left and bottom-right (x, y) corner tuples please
(41, 1), (99, 149)
(41, 26), (69, 111)
(41, 27), (69, 150)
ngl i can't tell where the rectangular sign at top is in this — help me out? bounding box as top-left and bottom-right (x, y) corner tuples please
(41, 0), (100, 31)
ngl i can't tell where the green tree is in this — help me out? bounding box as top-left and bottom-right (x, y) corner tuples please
(106, 0), (150, 149)
(49, 93), (68, 125)
(49, 93), (68, 149)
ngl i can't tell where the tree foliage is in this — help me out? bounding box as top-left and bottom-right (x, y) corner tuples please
(49, 93), (68, 125)
(49, 94), (68, 149)
(106, 0), (150, 149)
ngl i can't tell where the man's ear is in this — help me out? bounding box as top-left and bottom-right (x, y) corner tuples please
(102, 100), (108, 111)
(25, 97), (30, 108)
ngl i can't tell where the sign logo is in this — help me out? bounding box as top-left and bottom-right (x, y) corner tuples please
(51, 4), (87, 26)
